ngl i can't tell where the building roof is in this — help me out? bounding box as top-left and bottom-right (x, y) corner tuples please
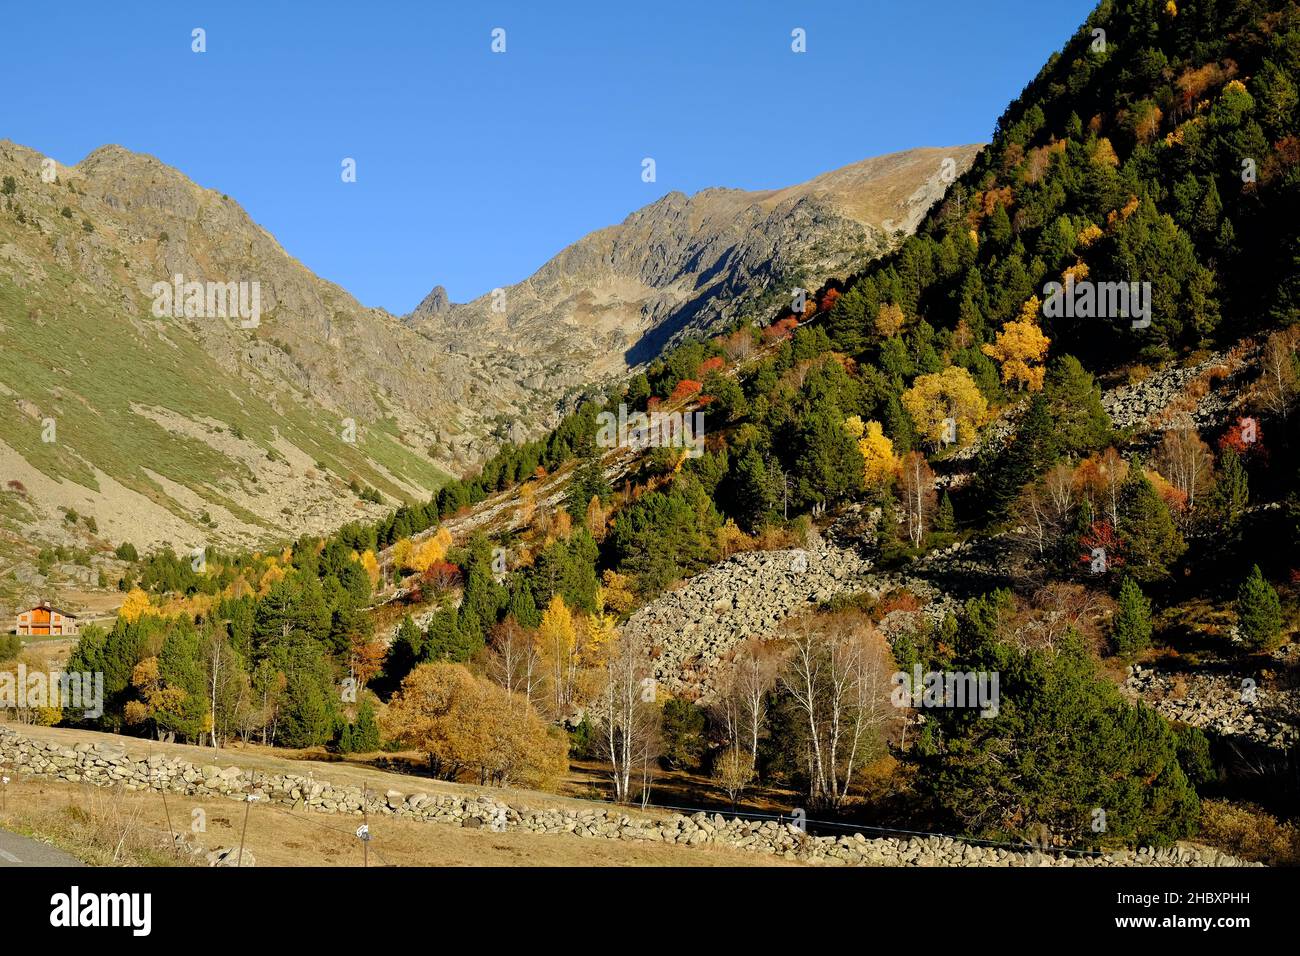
(18, 601), (78, 618)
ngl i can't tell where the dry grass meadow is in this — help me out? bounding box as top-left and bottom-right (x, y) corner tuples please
(0, 723), (799, 868)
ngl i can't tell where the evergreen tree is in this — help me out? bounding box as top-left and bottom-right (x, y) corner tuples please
(934, 491), (956, 534)
(269, 630), (337, 748)
(558, 528), (601, 612)
(919, 623), (1199, 849)
(1205, 447), (1249, 533)
(424, 605), (476, 663)
(976, 392), (1056, 518)
(1110, 578), (1153, 661)
(1236, 565), (1283, 651)
(608, 476), (721, 595)
(508, 579), (541, 629)
(790, 400), (862, 509)
(1042, 355), (1111, 457)
(1118, 467), (1186, 583)
(726, 446), (777, 532)
(351, 699), (381, 752)
(383, 614), (424, 688)
(566, 456), (611, 522)
(703, 371), (747, 423)
(881, 393), (915, 455)
(459, 534), (507, 644)
(660, 699), (707, 770)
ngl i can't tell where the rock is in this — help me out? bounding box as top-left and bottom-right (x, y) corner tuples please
(0, 726), (1261, 869)
(207, 846), (255, 867)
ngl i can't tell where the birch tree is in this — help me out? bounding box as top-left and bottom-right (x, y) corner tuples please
(778, 612), (897, 809)
(487, 618), (542, 712)
(898, 452), (936, 549)
(712, 636), (780, 769)
(1155, 412), (1213, 514)
(590, 629), (660, 803)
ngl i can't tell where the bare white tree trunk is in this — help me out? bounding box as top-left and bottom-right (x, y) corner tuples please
(593, 630), (659, 804)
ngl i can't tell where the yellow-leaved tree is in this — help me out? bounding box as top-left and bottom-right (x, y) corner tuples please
(405, 527), (452, 574)
(598, 569), (637, 615)
(382, 663), (568, 790)
(358, 549), (381, 588)
(581, 609), (617, 668)
(1092, 137), (1120, 168)
(391, 537), (413, 572)
(901, 365), (989, 450)
(856, 419), (899, 491)
(982, 297), (1051, 391)
(537, 595), (577, 714)
(118, 587), (155, 623)
(874, 302), (907, 338)
(258, 562), (286, 594)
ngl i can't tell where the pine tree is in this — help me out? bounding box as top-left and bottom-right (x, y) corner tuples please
(882, 393), (915, 456)
(977, 392), (1056, 518)
(792, 400), (863, 508)
(727, 447), (776, 531)
(1205, 447), (1249, 532)
(352, 699), (381, 752)
(384, 614), (424, 688)
(508, 580), (541, 629)
(1237, 565), (1283, 651)
(423, 608), (470, 660)
(1042, 355), (1111, 457)
(934, 491), (956, 533)
(337, 722), (354, 753)
(1111, 578), (1153, 660)
(1118, 467), (1186, 583)
(919, 627), (1199, 849)
(566, 456), (611, 521)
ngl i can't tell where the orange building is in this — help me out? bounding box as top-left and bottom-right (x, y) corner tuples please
(15, 601), (79, 637)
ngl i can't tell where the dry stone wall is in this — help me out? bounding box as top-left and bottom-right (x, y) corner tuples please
(0, 727), (1256, 867)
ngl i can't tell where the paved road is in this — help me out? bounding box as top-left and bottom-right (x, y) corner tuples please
(0, 827), (84, 867)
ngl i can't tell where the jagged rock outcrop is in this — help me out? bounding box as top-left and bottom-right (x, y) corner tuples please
(407, 146), (982, 396)
(410, 284), (451, 322)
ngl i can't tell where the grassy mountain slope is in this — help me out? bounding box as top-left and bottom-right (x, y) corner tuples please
(0, 142), (460, 565)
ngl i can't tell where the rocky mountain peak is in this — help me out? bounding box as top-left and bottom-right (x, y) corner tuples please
(410, 284), (452, 322)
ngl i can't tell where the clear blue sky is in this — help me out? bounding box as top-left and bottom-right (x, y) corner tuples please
(2, 1), (1096, 313)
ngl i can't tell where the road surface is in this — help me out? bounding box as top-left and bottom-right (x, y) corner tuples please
(0, 827), (84, 867)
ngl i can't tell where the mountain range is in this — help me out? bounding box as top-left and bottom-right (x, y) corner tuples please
(0, 140), (976, 562)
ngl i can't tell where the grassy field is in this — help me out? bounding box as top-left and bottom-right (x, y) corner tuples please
(0, 774), (796, 867)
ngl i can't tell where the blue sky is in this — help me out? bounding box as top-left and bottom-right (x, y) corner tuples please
(2, 1), (1096, 313)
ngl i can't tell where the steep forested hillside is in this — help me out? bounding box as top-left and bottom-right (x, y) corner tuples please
(825, 0), (1299, 367)
(38, 0), (1300, 860)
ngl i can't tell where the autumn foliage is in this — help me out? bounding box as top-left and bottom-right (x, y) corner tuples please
(669, 379), (703, 403)
(382, 662), (568, 789)
(982, 297), (1051, 391)
(761, 316), (798, 344)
